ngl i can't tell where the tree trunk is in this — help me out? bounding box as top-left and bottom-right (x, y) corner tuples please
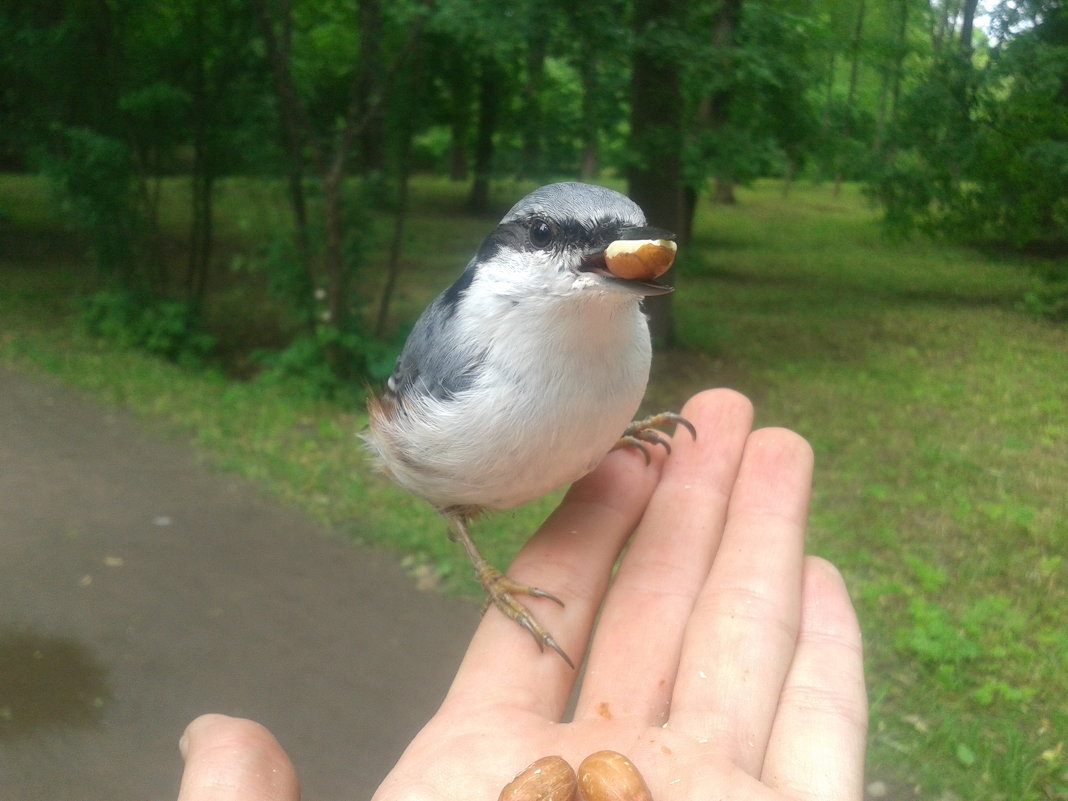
(355, 0), (386, 174)
(959, 0), (979, 56)
(879, 0), (911, 160)
(444, 51), (473, 181)
(321, 165), (348, 333)
(255, 0), (319, 311)
(684, 0), (742, 233)
(579, 51), (600, 180)
(708, 0), (743, 206)
(628, 0), (686, 346)
(375, 131), (412, 337)
(376, 37), (424, 337)
(890, 0), (909, 114)
(874, 65), (891, 153)
(520, 23), (548, 177)
(188, 169), (213, 303)
(821, 50), (837, 130)
(930, 0), (960, 55)
(846, 0), (867, 104)
(469, 57), (501, 214)
(450, 118), (469, 181)
(782, 158), (796, 197)
(186, 0), (213, 304)
(714, 177), (736, 205)
(835, 0), (867, 199)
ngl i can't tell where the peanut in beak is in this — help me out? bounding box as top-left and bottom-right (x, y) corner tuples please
(603, 239), (677, 281)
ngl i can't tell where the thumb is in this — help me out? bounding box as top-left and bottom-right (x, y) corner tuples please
(177, 714), (300, 801)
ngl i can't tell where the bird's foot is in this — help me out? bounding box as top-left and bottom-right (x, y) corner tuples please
(614, 411), (697, 464)
(476, 562), (574, 669)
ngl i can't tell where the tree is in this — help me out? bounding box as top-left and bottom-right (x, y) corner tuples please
(871, 0), (1068, 248)
(178, 0), (264, 303)
(682, 1), (820, 216)
(2, 0), (265, 364)
(628, 0), (687, 346)
(873, 0), (914, 156)
(469, 54), (505, 213)
(694, 0), (745, 206)
(557, 0), (630, 180)
(254, 0), (429, 380)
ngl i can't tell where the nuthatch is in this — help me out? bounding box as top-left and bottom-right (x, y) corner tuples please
(366, 182), (694, 666)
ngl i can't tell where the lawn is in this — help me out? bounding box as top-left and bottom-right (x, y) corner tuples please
(1, 174), (1065, 800)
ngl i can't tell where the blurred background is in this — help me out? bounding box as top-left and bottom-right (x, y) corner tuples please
(0, 1), (1065, 799)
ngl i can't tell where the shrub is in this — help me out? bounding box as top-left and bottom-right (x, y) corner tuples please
(82, 289), (215, 367)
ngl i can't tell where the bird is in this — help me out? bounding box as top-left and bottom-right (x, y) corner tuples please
(364, 182), (694, 667)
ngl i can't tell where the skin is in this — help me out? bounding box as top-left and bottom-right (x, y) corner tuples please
(177, 389), (868, 801)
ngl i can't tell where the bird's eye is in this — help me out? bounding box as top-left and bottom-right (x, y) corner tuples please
(528, 219), (554, 249)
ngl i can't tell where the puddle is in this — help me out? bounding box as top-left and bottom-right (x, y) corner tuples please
(0, 626), (109, 740)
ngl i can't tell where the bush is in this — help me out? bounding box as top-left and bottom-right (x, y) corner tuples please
(870, 30), (1068, 250)
(40, 128), (145, 280)
(1020, 261), (1068, 323)
(253, 324), (401, 400)
(82, 289), (216, 367)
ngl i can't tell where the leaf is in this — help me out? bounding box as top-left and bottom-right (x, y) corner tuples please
(955, 742), (977, 767)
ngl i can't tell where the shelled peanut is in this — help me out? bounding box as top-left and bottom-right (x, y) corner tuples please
(577, 751), (653, 801)
(603, 238), (677, 281)
(498, 756), (577, 801)
(497, 750), (652, 801)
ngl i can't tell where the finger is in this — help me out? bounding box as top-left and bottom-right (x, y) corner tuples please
(177, 714), (299, 801)
(762, 558), (867, 801)
(669, 427), (813, 776)
(443, 442), (666, 720)
(574, 389), (754, 725)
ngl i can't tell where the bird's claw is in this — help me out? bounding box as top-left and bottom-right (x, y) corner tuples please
(476, 564), (574, 669)
(615, 411), (697, 464)
(514, 610), (573, 668)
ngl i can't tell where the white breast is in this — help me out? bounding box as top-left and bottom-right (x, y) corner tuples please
(369, 289), (651, 511)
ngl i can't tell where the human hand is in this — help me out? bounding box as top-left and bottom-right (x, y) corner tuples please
(177, 389), (867, 801)
(176, 713), (298, 801)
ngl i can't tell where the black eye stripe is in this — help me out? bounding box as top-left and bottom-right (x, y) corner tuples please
(477, 216), (629, 262)
(526, 217), (622, 252)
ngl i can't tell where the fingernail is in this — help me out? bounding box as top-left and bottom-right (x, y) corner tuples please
(178, 732), (190, 760)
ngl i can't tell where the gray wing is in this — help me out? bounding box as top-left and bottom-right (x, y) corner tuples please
(386, 262), (486, 404)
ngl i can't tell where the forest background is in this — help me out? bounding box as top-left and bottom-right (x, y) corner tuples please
(1, 1), (1066, 800)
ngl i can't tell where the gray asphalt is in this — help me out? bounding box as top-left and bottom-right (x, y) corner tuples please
(0, 367), (478, 800)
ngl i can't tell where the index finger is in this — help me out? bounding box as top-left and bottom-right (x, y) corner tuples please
(442, 442), (666, 720)
(573, 389), (755, 725)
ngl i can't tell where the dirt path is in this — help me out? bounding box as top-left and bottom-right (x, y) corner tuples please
(0, 368), (477, 800)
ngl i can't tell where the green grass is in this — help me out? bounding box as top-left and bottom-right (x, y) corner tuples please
(1, 174), (1065, 800)
(675, 182), (1067, 799)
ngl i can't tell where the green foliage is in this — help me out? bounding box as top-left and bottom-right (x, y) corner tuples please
(969, 29), (1068, 244)
(10, 0), (1067, 379)
(871, 4), (1068, 249)
(253, 324), (399, 399)
(897, 596), (981, 677)
(81, 289), (216, 367)
(3, 176), (1067, 801)
(118, 81), (192, 167)
(40, 128), (144, 280)
(225, 176), (390, 392)
(684, 1), (823, 186)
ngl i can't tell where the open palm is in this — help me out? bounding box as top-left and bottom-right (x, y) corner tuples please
(179, 390), (867, 801)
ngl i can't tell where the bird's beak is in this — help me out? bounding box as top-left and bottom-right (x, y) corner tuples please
(580, 226), (677, 296)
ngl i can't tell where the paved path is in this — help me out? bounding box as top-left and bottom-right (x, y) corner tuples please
(0, 368), (477, 800)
